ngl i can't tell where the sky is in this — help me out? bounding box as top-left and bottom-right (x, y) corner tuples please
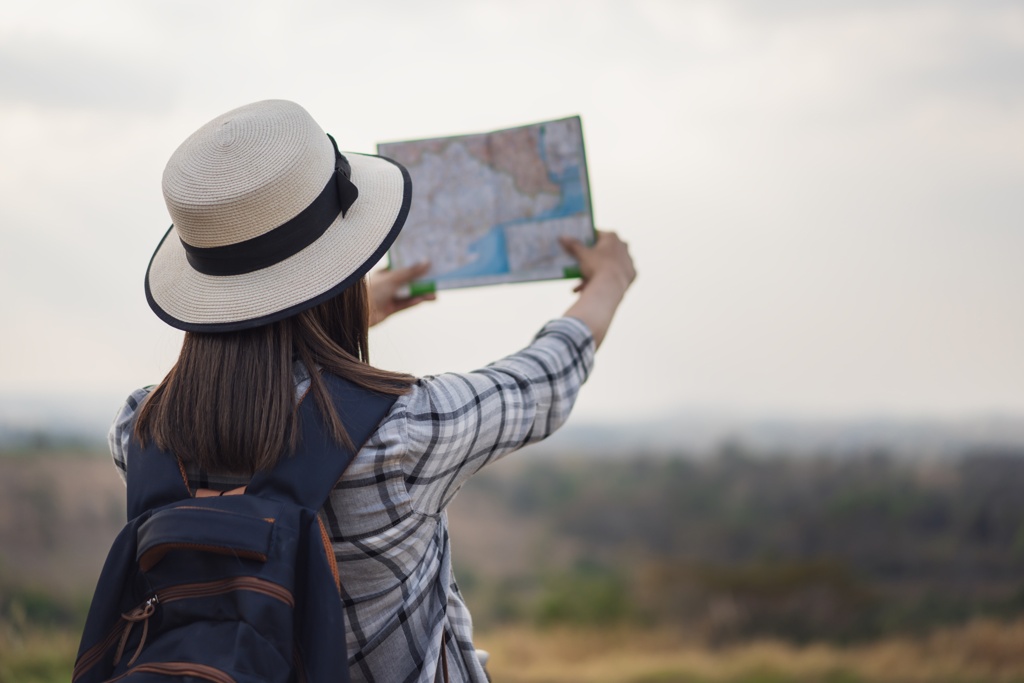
(0, 0), (1022, 433)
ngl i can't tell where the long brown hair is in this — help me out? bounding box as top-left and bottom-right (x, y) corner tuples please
(134, 279), (414, 474)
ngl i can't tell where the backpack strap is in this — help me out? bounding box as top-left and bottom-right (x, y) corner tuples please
(126, 374), (398, 519)
(247, 373), (398, 509)
(125, 428), (192, 521)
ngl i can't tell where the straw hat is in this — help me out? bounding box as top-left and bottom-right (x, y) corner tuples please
(145, 99), (411, 332)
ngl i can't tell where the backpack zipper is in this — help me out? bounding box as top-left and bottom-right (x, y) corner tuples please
(74, 624), (128, 681)
(158, 575), (294, 607)
(113, 596), (159, 667)
(73, 576), (294, 682)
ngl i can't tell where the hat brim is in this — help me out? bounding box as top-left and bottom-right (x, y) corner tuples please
(145, 153), (411, 333)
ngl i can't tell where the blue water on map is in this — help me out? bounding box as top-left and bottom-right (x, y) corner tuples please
(534, 123), (587, 219)
(435, 123), (587, 281)
(536, 164), (586, 218)
(439, 226), (510, 279)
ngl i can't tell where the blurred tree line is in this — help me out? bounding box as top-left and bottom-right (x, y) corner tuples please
(3, 445), (1024, 648)
(449, 446), (1024, 642)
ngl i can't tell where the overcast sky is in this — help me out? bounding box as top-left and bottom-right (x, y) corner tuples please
(1, 0), (1022, 431)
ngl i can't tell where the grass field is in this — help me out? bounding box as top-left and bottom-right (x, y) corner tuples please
(478, 619), (1024, 683)
(0, 626), (77, 683)
(4, 619), (1024, 683)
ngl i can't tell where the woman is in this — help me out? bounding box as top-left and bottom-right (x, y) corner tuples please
(111, 100), (634, 682)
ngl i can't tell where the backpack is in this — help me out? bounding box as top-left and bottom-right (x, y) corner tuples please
(73, 374), (397, 683)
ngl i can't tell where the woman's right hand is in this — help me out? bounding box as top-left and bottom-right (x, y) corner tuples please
(560, 231), (636, 295)
(559, 230), (636, 349)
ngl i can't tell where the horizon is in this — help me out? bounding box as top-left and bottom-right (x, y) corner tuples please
(5, 390), (1024, 457)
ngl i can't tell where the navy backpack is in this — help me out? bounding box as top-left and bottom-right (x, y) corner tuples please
(73, 375), (397, 683)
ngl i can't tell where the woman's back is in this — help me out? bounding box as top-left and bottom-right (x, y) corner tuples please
(112, 318), (595, 681)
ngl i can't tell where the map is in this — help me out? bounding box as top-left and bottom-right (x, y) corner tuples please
(377, 116), (594, 294)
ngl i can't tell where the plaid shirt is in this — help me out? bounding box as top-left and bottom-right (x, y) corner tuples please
(110, 317), (595, 682)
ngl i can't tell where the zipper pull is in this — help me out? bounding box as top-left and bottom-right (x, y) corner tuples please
(113, 595), (159, 667)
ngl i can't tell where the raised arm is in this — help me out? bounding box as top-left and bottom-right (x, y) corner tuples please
(559, 230), (636, 348)
(401, 231), (635, 513)
(401, 317), (595, 513)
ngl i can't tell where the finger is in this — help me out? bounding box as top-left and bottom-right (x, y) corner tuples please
(558, 236), (585, 258)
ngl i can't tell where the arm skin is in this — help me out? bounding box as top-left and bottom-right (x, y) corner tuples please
(559, 230), (636, 349)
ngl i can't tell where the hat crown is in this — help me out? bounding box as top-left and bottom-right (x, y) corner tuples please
(162, 100), (333, 249)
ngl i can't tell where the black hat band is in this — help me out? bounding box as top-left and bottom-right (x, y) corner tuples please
(180, 134), (359, 277)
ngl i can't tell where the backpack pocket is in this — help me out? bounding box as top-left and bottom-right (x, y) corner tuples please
(99, 619), (295, 683)
(137, 505), (275, 571)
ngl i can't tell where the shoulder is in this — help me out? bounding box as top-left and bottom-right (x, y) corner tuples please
(113, 386), (154, 430)
(109, 386), (155, 482)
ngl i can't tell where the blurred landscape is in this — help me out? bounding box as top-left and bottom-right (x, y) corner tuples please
(3, 420), (1024, 682)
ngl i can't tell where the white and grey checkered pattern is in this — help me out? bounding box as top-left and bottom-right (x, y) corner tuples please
(109, 317), (595, 682)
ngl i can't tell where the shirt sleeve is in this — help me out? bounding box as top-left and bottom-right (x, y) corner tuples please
(399, 317), (596, 514)
(108, 386), (153, 486)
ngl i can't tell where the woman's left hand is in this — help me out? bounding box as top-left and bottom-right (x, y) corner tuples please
(368, 263), (436, 326)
